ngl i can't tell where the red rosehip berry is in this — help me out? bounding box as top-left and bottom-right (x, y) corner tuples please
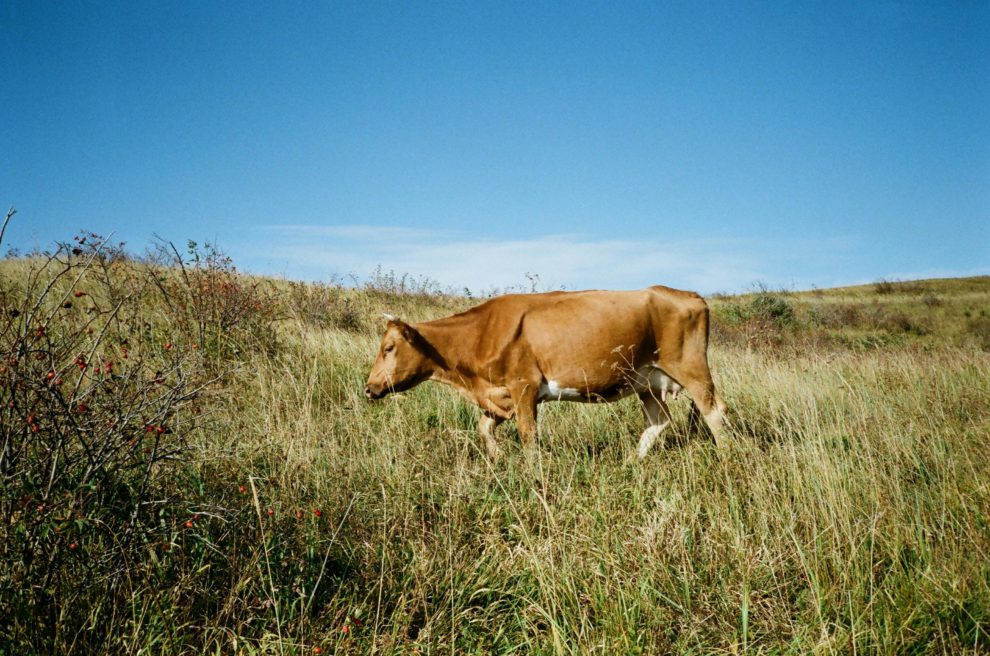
(74, 290), (86, 297)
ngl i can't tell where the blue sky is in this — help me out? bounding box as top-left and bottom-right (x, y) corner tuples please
(3, 1), (988, 293)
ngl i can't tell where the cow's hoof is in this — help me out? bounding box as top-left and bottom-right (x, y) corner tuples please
(484, 447), (504, 461)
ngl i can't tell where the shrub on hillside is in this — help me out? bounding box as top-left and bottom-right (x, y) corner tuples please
(362, 265), (445, 297)
(808, 302), (863, 329)
(748, 291), (796, 326)
(875, 278), (897, 295)
(880, 311), (929, 336)
(286, 280), (365, 331)
(0, 227), (220, 651)
(151, 240), (278, 363)
(711, 290), (797, 351)
(967, 315), (990, 351)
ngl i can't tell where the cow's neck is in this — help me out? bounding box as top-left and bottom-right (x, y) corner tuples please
(414, 319), (480, 391)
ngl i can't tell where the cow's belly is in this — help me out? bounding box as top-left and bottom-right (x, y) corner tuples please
(537, 365), (682, 403)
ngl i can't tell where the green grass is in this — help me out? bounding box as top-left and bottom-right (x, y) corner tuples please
(2, 246), (989, 654)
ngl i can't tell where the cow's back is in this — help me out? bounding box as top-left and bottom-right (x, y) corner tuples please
(514, 288), (701, 388)
(519, 290), (650, 361)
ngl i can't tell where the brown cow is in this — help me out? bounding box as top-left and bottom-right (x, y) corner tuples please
(364, 286), (729, 459)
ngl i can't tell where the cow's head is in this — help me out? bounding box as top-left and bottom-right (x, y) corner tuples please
(365, 316), (435, 400)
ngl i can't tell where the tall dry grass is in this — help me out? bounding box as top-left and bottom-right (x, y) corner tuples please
(2, 234), (988, 654)
(219, 320), (988, 654)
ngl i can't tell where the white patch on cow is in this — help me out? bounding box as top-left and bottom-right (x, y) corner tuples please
(632, 365), (683, 401)
(538, 380), (583, 402)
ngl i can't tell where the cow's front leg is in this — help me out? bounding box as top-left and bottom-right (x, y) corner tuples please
(509, 382), (540, 448)
(478, 412), (504, 459)
(681, 380), (730, 447)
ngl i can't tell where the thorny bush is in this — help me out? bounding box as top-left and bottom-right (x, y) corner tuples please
(0, 217), (228, 652)
(285, 280), (364, 331)
(151, 239), (279, 366)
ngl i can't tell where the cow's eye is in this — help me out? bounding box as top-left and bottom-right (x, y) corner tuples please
(384, 344), (395, 354)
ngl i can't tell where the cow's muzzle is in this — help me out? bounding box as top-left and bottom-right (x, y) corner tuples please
(365, 384), (386, 400)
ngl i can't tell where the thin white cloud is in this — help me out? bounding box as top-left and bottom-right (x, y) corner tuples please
(241, 224), (984, 295)
(258, 224), (442, 241)
(237, 224), (780, 294)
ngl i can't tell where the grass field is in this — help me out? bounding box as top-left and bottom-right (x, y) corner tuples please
(2, 235), (989, 654)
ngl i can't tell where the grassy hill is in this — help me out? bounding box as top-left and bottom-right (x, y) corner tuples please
(709, 276), (990, 350)
(1, 237), (988, 654)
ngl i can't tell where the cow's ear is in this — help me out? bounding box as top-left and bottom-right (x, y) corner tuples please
(383, 314), (415, 339)
(395, 320), (420, 343)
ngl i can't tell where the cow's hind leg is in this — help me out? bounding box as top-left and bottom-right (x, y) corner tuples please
(478, 412), (504, 459)
(637, 392), (672, 460)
